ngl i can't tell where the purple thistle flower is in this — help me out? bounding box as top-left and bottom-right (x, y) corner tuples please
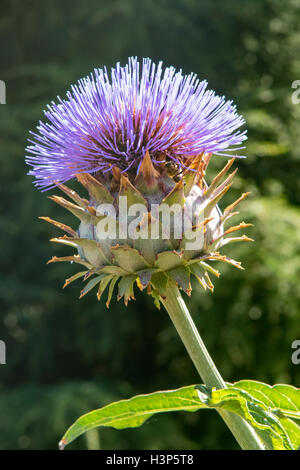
(26, 57), (247, 190)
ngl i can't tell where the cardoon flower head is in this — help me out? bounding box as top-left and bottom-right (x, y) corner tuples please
(26, 57), (246, 190)
(26, 58), (252, 306)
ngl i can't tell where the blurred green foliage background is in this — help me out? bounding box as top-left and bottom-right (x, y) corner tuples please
(0, 0), (300, 450)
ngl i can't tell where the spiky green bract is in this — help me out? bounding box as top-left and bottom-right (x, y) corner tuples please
(43, 153), (252, 306)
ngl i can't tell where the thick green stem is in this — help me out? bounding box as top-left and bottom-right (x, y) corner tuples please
(158, 279), (264, 450)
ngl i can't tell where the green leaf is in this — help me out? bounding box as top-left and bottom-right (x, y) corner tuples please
(209, 387), (293, 450)
(230, 380), (300, 450)
(59, 381), (300, 450)
(59, 385), (204, 449)
(231, 380), (300, 420)
(277, 417), (300, 450)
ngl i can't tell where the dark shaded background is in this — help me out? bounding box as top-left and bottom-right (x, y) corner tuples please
(0, 0), (300, 450)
